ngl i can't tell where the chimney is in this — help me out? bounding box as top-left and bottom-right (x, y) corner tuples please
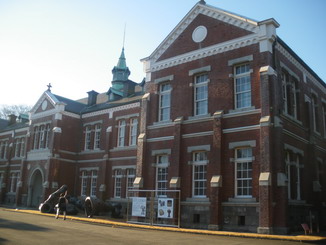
(8, 114), (17, 125)
(87, 90), (99, 106)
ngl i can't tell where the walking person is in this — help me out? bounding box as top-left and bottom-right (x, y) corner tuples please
(55, 191), (68, 220)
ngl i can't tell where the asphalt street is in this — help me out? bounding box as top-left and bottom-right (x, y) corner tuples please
(0, 209), (320, 245)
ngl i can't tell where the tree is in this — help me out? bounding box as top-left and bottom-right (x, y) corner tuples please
(0, 104), (32, 119)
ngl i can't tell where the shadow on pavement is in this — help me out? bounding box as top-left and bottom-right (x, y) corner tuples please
(0, 218), (49, 232)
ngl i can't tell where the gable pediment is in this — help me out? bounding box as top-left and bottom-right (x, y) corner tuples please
(30, 91), (61, 116)
(157, 13), (255, 62)
(146, 2), (259, 64)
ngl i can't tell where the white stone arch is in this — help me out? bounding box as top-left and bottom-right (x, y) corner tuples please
(27, 167), (45, 207)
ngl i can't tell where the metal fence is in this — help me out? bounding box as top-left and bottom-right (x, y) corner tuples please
(126, 189), (181, 228)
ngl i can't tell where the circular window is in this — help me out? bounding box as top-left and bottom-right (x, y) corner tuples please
(41, 100), (48, 110)
(192, 25), (207, 43)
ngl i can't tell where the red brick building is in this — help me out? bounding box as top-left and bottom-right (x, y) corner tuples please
(0, 1), (325, 234)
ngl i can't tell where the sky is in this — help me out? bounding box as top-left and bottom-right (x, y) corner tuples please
(0, 0), (325, 106)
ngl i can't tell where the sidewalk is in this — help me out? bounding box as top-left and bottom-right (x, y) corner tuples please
(4, 208), (326, 243)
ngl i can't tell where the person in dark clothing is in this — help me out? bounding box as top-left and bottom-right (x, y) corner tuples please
(55, 191), (68, 220)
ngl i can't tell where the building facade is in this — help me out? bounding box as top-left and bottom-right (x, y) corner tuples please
(0, 1), (325, 234)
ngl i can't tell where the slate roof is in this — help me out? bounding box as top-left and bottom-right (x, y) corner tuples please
(52, 94), (87, 114)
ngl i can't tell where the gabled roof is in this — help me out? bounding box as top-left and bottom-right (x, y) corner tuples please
(52, 94), (86, 114)
(30, 91), (87, 116)
(0, 118), (28, 133)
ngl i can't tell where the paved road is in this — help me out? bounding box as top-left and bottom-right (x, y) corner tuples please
(0, 209), (314, 245)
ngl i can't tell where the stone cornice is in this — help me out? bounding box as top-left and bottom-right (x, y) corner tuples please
(150, 34), (259, 72)
(276, 42), (326, 94)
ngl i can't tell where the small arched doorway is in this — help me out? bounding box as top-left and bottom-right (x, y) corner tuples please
(29, 169), (43, 207)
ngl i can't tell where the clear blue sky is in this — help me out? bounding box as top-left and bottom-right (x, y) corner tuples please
(0, 0), (325, 106)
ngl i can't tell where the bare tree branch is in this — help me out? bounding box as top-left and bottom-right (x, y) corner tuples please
(0, 104), (32, 119)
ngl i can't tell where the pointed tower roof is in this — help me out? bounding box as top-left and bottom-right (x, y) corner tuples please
(112, 48), (131, 82)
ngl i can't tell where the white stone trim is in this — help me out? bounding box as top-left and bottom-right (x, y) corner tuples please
(223, 125), (260, 134)
(146, 136), (174, 142)
(154, 75), (174, 84)
(228, 55), (253, 66)
(150, 34), (259, 73)
(182, 131), (213, 139)
(188, 65), (211, 76)
(229, 140), (256, 149)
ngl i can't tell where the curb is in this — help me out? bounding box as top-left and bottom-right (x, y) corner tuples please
(5, 208), (326, 243)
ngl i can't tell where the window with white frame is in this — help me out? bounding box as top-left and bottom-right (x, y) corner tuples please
(94, 124), (101, 149)
(234, 64), (251, 109)
(117, 120), (126, 147)
(90, 170), (97, 197)
(33, 126), (39, 149)
(194, 74), (208, 116)
(129, 118), (138, 146)
(81, 171), (88, 196)
(9, 172), (20, 193)
(192, 151), (207, 197)
(126, 168), (136, 192)
(85, 126), (92, 150)
(312, 95), (320, 133)
(20, 138), (25, 157)
(156, 155), (169, 197)
(159, 83), (171, 121)
(285, 151), (302, 200)
(281, 70), (300, 119)
(235, 148), (253, 197)
(32, 124), (51, 150)
(0, 141), (8, 159)
(114, 169), (123, 198)
(14, 138), (21, 157)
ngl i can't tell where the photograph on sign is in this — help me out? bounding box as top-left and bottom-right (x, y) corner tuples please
(132, 197), (146, 217)
(157, 198), (173, 219)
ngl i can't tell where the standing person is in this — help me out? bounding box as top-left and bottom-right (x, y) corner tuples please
(55, 191), (68, 220)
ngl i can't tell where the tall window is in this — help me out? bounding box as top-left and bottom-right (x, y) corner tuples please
(117, 120), (126, 147)
(14, 138), (22, 157)
(235, 148), (253, 197)
(312, 95), (320, 133)
(159, 83), (171, 121)
(234, 64), (251, 109)
(129, 118), (138, 146)
(9, 172), (20, 193)
(33, 124), (50, 150)
(192, 151), (207, 197)
(85, 126), (92, 150)
(126, 168), (136, 192)
(114, 169), (123, 198)
(94, 124), (101, 149)
(156, 155), (169, 197)
(282, 71), (300, 119)
(81, 171), (88, 196)
(285, 151), (302, 200)
(33, 126), (39, 149)
(194, 74), (208, 116)
(0, 141), (8, 159)
(90, 170), (97, 197)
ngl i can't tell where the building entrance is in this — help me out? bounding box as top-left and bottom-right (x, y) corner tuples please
(29, 170), (43, 207)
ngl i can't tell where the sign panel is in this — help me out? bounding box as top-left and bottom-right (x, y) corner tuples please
(132, 197), (146, 217)
(157, 198), (174, 219)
